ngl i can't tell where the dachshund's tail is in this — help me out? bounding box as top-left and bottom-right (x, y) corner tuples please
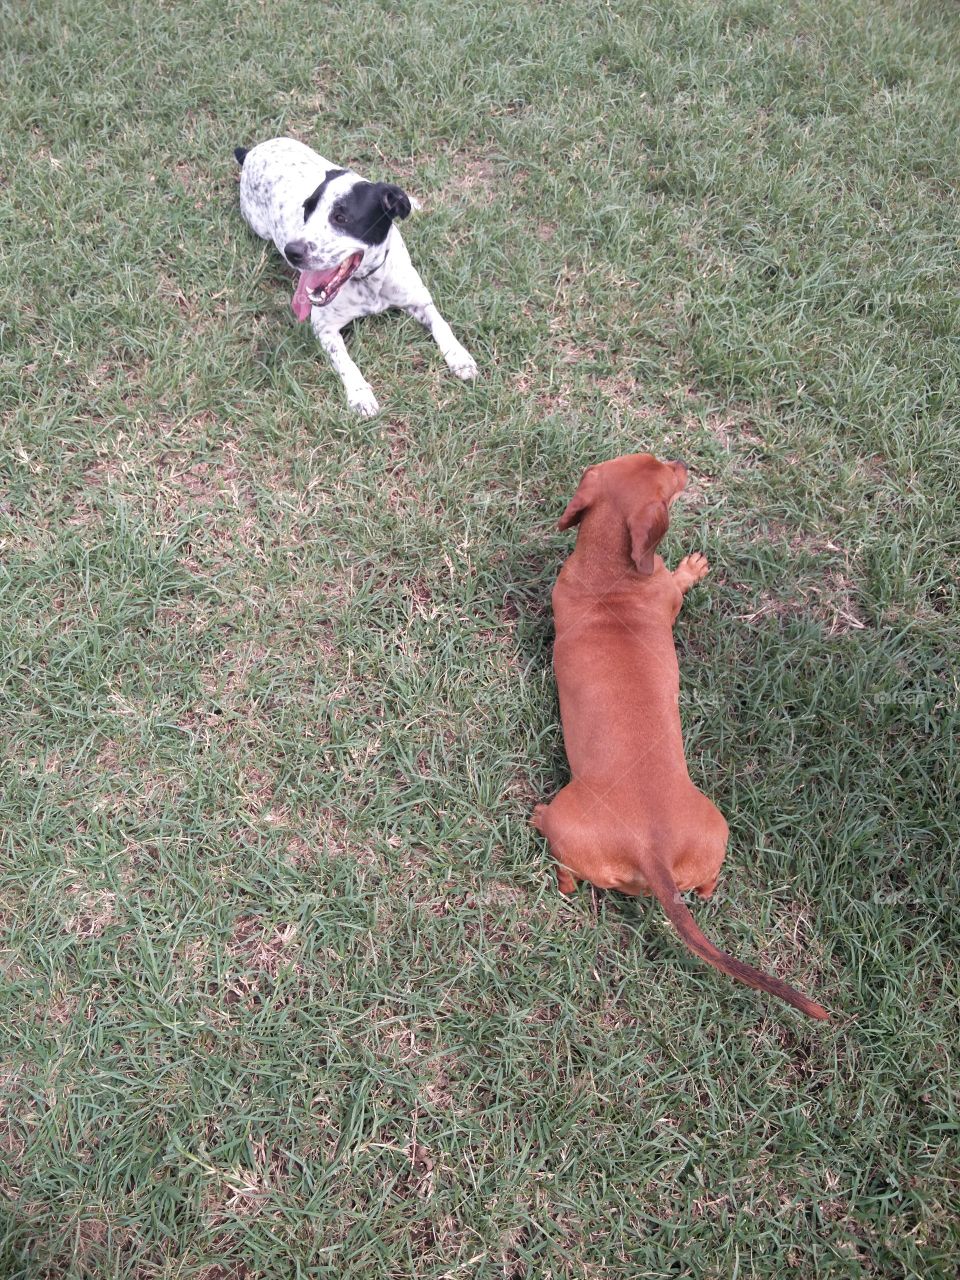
(646, 859), (830, 1021)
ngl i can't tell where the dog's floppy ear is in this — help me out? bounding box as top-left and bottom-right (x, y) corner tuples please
(627, 501), (670, 574)
(558, 466), (600, 531)
(379, 183), (412, 221)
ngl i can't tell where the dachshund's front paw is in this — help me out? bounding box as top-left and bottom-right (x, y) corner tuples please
(674, 552), (709, 593)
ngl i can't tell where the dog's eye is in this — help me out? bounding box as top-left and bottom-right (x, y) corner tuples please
(332, 212), (347, 226)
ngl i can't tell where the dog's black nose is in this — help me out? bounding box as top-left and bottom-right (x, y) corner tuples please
(284, 239), (308, 266)
(672, 458), (687, 470)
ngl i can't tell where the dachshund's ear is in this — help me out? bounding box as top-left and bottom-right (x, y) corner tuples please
(627, 501), (669, 574)
(557, 467), (600, 530)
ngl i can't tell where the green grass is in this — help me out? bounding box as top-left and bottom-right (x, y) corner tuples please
(1, 0), (959, 1275)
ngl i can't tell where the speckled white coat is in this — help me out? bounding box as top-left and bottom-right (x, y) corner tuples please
(238, 137), (477, 416)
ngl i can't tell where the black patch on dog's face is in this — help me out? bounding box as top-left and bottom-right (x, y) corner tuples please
(303, 169), (347, 222)
(328, 182), (412, 245)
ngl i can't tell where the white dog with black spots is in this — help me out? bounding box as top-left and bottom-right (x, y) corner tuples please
(235, 137), (478, 416)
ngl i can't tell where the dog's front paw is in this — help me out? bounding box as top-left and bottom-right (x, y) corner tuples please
(347, 383), (380, 417)
(445, 347), (478, 381)
(673, 552), (710, 593)
(679, 552), (709, 580)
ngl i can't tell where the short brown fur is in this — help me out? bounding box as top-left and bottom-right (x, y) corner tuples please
(534, 453), (829, 1021)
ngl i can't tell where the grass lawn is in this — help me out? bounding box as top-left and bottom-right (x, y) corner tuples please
(2, 0), (959, 1275)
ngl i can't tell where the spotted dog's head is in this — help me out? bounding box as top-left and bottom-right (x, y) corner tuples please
(284, 169), (412, 319)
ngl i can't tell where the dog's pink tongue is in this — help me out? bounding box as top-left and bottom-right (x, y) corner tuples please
(291, 270), (328, 322)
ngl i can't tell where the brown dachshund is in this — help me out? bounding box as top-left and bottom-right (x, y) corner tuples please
(533, 453), (829, 1021)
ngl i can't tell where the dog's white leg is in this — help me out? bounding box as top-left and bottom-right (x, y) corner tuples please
(402, 300), (478, 381)
(311, 321), (380, 417)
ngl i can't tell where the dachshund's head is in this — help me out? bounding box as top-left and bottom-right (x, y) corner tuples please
(558, 453), (688, 574)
